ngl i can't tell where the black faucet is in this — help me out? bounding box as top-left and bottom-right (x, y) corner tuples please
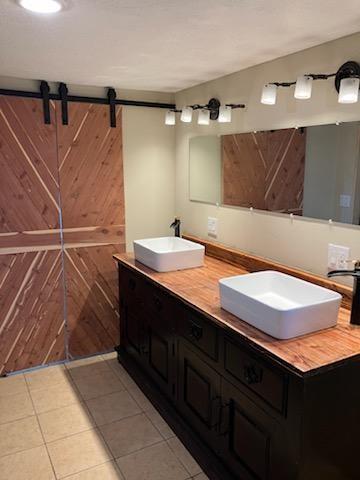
(170, 217), (181, 237)
(327, 261), (360, 325)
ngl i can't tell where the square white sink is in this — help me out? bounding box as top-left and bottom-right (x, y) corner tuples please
(219, 271), (342, 339)
(133, 237), (204, 272)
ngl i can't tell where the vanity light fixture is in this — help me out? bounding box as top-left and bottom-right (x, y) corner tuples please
(164, 97), (245, 126)
(261, 61), (360, 105)
(197, 109), (210, 125)
(218, 105), (232, 123)
(165, 110), (176, 125)
(19, 0), (63, 13)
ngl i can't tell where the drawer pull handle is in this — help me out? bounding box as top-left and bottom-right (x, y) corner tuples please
(128, 278), (136, 291)
(244, 365), (263, 385)
(189, 322), (203, 341)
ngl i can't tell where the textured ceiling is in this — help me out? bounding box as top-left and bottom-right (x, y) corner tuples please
(1, 0), (360, 92)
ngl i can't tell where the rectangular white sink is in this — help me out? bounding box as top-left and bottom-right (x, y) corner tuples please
(133, 236), (204, 272)
(219, 271), (342, 339)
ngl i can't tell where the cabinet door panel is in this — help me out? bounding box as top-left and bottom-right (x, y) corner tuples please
(178, 339), (221, 451)
(220, 378), (290, 480)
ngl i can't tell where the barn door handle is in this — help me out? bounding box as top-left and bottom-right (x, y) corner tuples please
(244, 364), (263, 385)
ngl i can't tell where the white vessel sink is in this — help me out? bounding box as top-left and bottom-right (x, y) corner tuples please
(219, 271), (341, 339)
(133, 237), (204, 272)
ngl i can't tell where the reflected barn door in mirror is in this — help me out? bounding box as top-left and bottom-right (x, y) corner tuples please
(222, 128), (306, 214)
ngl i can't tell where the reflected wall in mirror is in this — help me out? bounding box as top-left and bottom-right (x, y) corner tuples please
(189, 135), (221, 204)
(189, 122), (360, 226)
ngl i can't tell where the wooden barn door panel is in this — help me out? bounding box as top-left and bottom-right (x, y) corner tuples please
(222, 129), (306, 214)
(0, 96), (65, 374)
(56, 102), (125, 358)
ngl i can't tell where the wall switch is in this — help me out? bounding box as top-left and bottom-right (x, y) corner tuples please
(328, 243), (350, 270)
(207, 217), (218, 237)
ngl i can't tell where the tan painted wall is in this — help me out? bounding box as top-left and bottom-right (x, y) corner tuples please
(175, 32), (360, 282)
(0, 76), (176, 251)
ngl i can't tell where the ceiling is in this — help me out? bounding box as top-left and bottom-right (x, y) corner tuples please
(1, 0), (360, 92)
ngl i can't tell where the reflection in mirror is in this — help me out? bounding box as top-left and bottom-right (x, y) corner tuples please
(189, 122), (360, 226)
(189, 135), (221, 204)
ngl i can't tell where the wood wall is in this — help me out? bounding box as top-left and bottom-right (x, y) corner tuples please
(222, 128), (306, 214)
(0, 96), (125, 374)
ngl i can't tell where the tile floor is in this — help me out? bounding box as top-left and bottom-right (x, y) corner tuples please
(0, 352), (209, 480)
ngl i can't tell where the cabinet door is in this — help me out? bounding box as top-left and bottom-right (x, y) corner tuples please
(177, 339), (221, 452)
(143, 288), (176, 399)
(219, 378), (291, 480)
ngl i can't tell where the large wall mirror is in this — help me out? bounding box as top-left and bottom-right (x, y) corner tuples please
(189, 122), (360, 226)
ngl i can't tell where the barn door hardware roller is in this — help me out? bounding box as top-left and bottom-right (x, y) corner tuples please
(58, 83), (69, 125)
(107, 88), (117, 128)
(40, 81), (51, 124)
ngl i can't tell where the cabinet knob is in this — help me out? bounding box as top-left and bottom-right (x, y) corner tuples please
(244, 364), (263, 385)
(189, 322), (203, 341)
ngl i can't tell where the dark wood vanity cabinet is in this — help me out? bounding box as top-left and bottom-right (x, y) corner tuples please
(117, 263), (360, 480)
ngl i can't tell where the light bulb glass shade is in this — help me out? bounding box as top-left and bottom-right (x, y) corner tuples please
(197, 109), (210, 125)
(294, 75), (313, 99)
(165, 110), (176, 125)
(261, 84), (277, 105)
(338, 77), (360, 104)
(180, 106), (192, 123)
(218, 105), (232, 123)
(19, 0), (63, 13)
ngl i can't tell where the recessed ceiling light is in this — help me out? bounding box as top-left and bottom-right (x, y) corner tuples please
(19, 0), (63, 14)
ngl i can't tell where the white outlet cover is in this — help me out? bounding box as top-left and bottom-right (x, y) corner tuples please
(339, 194), (351, 208)
(328, 243), (350, 270)
(207, 217), (218, 236)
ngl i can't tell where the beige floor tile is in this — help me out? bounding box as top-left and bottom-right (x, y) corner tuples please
(128, 385), (154, 411)
(116, 441), (189, 480)
(0, 445), (55, 480)
(86, 390), (141, 426)
(65, 461), (124, 479)
(0, 374), (27, 397)
(25, 365), (70, 391)
(145, 406), (175, 440)
(73, 370), (125, 401)
(0, 391), (34, 424)
(100, 413), (162, 458)
(167, 437), (202, 477)
(0, 416), (43, 457)
(30, 380), (82, 414)
(38, 402), (95, 443)
(67, 356), (112, 381)
(47, 429), (111, 479)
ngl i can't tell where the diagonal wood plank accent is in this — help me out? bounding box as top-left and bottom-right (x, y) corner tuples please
(0, 251), (65, 374)
(56, 102), (125, 228)
(65, 244), (125, 358)
(222, 128), (306, 213)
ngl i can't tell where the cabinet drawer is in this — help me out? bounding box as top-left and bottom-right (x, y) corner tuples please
(179, 308), (218, 361)
(119, 266), (148, 308)
(223, 337), (287, 414)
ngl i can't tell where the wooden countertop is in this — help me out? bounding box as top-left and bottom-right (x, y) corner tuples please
(114, 253), (360, 376)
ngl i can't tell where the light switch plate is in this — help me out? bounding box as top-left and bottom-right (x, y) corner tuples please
(339, 194), (351, 208)
(207, 217), (218, 237)
(328, 243), (350, 270)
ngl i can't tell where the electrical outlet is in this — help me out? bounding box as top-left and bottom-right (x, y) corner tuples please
(328, 244), (350, 270)
(207, 217), (218, 237)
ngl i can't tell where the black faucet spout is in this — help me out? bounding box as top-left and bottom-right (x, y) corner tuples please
(327, 267), (360, 325)
(170, 217), (181, 237)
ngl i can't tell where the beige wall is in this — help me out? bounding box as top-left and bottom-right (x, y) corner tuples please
(175, 32), (360, 282)
(0, 76), (176, 251)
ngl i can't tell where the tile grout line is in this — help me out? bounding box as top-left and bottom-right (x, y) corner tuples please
(24, 370), (58, 480)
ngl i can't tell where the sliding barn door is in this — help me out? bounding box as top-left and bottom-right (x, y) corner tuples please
(0, 97), (65, 374)
(56, 102), (125, 358)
